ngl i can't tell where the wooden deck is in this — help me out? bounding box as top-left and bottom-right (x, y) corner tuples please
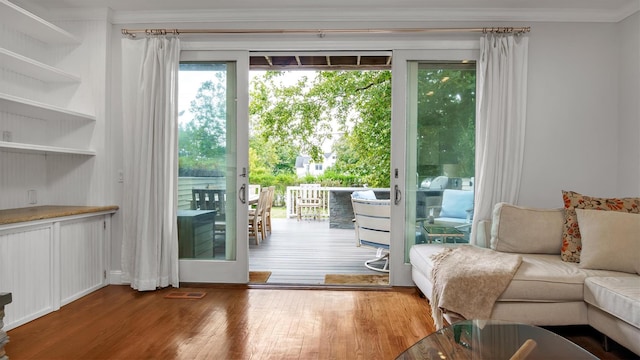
(249, 218), (385, 284)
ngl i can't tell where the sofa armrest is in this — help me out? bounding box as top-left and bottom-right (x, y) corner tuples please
(474, 219), (492, 248)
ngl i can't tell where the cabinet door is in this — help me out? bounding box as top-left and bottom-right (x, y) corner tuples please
(59, 216), (106, 306)
(0, 225), (54, 331)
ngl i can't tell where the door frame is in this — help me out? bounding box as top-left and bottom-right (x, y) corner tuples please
(178, 50), (250, 283)
(175, 40), (480, 284)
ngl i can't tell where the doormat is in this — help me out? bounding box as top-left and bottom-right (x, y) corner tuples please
(250, 271), (272, 283)
(324, 274), (389, 286)
(164, 291), (206, 299)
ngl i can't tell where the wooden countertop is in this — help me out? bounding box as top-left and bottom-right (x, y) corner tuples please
(0, 205), (119, 225)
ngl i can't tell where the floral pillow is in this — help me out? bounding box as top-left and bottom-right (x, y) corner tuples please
(561, 190), (640, 263)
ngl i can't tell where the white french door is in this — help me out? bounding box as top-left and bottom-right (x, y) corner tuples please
(389, 49), (478, 286)
(177, 50), (250, 283)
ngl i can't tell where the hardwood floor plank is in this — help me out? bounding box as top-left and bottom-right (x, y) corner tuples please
(6, 286), (432, 360)
(5, 285), (638, 359)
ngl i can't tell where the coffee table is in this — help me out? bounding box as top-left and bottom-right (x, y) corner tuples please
(396, 319), (597, 359)
(422, 223), (467, 243)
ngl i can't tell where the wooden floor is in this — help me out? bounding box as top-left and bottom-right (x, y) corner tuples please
(6, 286), (433, 360)
(249, 218), (384, 284)
(5, 285), (638, 360)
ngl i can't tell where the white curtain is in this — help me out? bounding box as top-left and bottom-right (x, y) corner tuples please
(472, 34), (529, 242)
(121, 37), (180, 291)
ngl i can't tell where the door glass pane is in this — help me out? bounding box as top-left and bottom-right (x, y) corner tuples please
(406, 62), (476, 257)
(177, 62), (237, 261)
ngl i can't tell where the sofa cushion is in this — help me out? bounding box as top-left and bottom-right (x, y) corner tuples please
(501, 254), (586, 302)
(490, 203), (564, 254)
(409, 245), (587, 303)
(584, 277), (640, 329)
(576, 209), (640, 274)
(561, 190), (640, 263)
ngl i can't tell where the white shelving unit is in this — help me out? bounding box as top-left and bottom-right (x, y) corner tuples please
(0, 0), (80, 44)
(0, 93), (94, 122)
(0, 0), (95, 157)
(0, 48), (81, 83)
(0, 141), (96, 156)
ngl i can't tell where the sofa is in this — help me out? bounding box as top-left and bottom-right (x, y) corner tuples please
(410, 196), (640, 356)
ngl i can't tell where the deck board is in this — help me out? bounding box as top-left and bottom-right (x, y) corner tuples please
(249, 218), (384, 284)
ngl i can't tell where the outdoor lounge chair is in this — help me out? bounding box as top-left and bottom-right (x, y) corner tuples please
(431, 189), (474, 231)
(351, 190), (391, 272)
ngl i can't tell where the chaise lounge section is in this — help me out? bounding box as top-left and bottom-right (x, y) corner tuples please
(410, 197), (640, 356)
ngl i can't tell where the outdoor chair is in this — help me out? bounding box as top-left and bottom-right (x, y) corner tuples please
(429, 189), (474, 231)
(249, 188), (270, 244)
(351, 190), (391, 272)
(296, 184), (323, 221)
(264, 186), (275, 234)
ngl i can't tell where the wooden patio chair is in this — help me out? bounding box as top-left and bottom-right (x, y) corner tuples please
(249, 188), (269, 244)
(296, 184), (323, 221)
(264, 186), (276, 234)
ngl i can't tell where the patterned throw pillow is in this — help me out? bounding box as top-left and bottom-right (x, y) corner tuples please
(561, 190), (640, 262)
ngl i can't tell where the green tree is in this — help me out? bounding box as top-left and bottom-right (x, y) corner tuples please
(416, 67), (476, 178)
(179, 72), (228, 172)
(249, 70), (392, 187)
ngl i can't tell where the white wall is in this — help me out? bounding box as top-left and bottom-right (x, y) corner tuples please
(617, 11), (640, 196)
(519, 22), (623, 207)
(106, 17), (639, 273)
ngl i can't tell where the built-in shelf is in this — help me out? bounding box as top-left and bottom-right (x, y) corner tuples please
(0, 48), (80, 83)
(0, 141), (95, 156)
(0, 93), (95, 122)
(0, 0), (80, 44)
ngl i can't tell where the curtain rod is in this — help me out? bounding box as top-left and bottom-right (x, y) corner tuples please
(121, 26), (530, 38)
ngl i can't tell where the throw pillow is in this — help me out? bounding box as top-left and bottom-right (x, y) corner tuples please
(490, 203), (564, 254)
(561, 190), (640, 263)
(576, 209), (640, 274)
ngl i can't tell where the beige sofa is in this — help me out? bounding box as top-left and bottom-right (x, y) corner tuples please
(410, 202), (640, 356)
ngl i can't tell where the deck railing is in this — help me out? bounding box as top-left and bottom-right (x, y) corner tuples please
(285, 186), (331, 219)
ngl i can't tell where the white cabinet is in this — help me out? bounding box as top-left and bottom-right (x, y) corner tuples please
(59, 216), (107, 305)
(0, 224), (54, 330)
(0, 0), (95, 156)
(0, 212), (112, 331)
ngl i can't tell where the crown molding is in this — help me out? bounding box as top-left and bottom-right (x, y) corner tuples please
(48, 8), (112, 22)
(616, 1), (640, 22)
(111, 5), (640, 25)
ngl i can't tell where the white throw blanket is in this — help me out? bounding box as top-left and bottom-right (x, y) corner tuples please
(429, 245), (522, 329)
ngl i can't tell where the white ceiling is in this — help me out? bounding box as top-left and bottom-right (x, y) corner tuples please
(16, 0), (640, 23)
(17, 0), (638, 12)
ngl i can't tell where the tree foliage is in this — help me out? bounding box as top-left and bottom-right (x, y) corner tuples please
(249, 70), (392, 187)
(178, 72), (227, 172)
(416, 67), (476, 178)
(179, 66), (475, 188)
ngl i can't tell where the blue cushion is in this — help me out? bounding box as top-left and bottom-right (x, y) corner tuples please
(439, 190), (474, 219)
(351, 190), (377, 200)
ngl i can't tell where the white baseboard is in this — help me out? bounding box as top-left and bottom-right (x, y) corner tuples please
(108, 270), (129, 285)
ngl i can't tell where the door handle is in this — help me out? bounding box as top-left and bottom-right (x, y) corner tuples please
(394, 185), (401, 205)
(239, 184), (246, 204)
